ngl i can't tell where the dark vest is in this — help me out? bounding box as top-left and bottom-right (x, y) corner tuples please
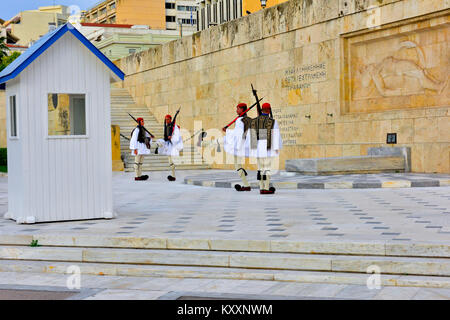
(250, 115), (275, 149)
(240, 115), (252, 140)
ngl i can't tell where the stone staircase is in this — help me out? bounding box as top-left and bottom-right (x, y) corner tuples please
(110, 88), (209, 172)
(0, 234), (449, 288)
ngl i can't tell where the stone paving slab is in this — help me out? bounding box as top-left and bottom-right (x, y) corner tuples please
(184, 171), (450, 189)
(0, 171), (449, 245)
(0, 271), (449, 300)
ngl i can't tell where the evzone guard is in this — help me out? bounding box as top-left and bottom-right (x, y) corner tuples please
(248, 102), (283, 194)
(129, 117), (153, 181)
(155, 112), (184, 181)
(222, 102), (252, 191)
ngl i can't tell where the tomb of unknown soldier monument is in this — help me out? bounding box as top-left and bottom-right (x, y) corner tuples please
(0, 0), (449, 301)
(116, 0), (449, 174)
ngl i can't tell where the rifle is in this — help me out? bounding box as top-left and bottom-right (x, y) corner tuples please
(183, 129), (207, 144)
(223, 97), (263, 131)
(128, 113), (155, 138)
(251, 83), (263, 117)
(165, 107), (181, 144)
(120, 133), (130, 141)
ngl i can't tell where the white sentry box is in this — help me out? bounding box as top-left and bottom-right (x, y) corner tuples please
(0, 23), (124, 224)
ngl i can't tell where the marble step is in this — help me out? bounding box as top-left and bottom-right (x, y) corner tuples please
(3, 235), (447, 258)
(124, 165), (210, 171)
(0, 246), (449, 276)
(0, 259), (449, 288)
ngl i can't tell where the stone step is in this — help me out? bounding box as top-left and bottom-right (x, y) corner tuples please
(124, 165), (210, 172)
(110, 87), (208, 171)
(1, 246), (449, 276)
(2, 235), (448, 257)
(0, 259), (449, 288)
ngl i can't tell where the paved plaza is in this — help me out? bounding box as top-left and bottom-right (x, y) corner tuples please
(0, 170), (449, 300)
(0, 171), (448, 243)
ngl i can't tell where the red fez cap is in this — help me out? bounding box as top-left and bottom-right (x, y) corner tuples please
(165, 114), (172, 119)
(262, 103), (271, 110)
(236, 103), (247, 109)
(136, 117), (144, 122)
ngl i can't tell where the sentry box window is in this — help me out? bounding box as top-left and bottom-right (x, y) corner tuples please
(9, 96), (17, 137)
(48, 94), (86, 136)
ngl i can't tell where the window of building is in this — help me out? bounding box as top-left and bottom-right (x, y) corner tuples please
(165, 3), (175, 9)
(213, 3), (217, 22)
(233, 0), (237, 19)
(128, 48), (136, 54)
(109, 15), (116, 23)
(197, 10), (199, 31)
(109, 2), (116, 10)
(201, 8), (205, 30)
(100, 8), (107, 16)
(48, 94), (86, 136)
(226, 0), (230, 21)
(220, 1), (224, 23)
(166, 16), (176, 22)
(9, 96), (17, 138)
(178, 18), (196, 25)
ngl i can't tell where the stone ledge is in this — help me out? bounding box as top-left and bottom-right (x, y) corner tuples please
(1, 234), (449, 258)
(183, 178), (447, 189)
(285, 155), (406, 175)
(1, 260), (449, 288)
(0, 246), (449, 276)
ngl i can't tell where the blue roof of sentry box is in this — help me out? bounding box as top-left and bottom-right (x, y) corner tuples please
(0, 23), (125, 84)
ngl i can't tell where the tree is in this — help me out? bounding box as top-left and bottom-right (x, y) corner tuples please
(0, 51), (21, 72)
(0, 36), (9, 59)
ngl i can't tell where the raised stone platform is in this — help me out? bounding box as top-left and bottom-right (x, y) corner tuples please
(285, 147), (411, 175)
(184, 171), (450, 189)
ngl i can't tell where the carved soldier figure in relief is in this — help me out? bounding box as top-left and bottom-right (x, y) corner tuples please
(222, 102), (252, 192)
(248, 103), (283, 195)
(130, 117), (151, 181)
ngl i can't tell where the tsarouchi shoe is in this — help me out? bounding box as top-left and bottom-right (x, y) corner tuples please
(235, 184), (251, 191)
(167, 175), (176, 181)
(135, 176), (147, 181)
(260, 189), (275, 194)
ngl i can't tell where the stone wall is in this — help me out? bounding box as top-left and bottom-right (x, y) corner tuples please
(0, 91), (6, 148)
(116, 0), (450, 173)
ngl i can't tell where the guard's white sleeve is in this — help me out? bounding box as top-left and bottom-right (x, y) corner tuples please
(130, 128), (138, 150)
(173, 126), (183, 151)
(234, 118), (245, 149)
(272, 120), (282, 152)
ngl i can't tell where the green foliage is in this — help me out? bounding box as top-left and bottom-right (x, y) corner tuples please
(0, 166), (6, 173)
(0, 148), (6, 166)
(0, 51), (21, 72)
(30, 240), (40, 247)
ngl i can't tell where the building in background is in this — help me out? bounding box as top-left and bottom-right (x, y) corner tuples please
(196, 0), (242, 31)
(2, 6), (70, 46)
(165, 1), (198, 35)
(196, 0), (288, 31)
(79, 23), (181, 60)
(84, 0), (198, 36)
(242, 0), (288, 16)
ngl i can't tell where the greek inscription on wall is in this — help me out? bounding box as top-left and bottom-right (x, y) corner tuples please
(272, 108), (301, 146)
(282, 62), (328, 90)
